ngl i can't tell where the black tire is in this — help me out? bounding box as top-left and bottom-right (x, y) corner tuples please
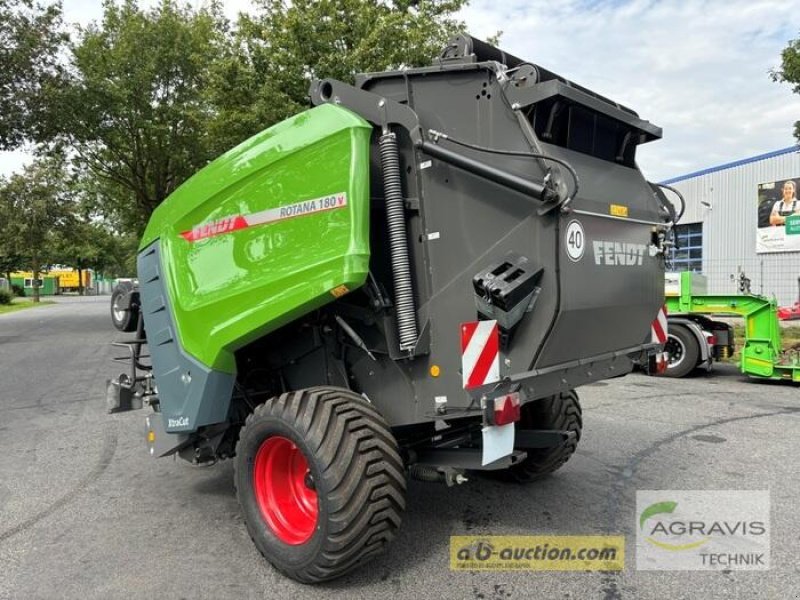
(234, 387), (406, 583)
(661, 324), (699, 378)
(506, 390), (582, 483)
(110, 284), (137, 332)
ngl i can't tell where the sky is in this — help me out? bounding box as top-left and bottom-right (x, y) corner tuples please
(2, 0), (799, 182)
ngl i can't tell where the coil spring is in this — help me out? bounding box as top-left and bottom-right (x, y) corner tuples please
(409, 464), (444, 483)
(379, 131), (418, 352)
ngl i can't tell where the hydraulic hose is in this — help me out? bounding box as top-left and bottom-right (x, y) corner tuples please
(657, 182), (686, 224)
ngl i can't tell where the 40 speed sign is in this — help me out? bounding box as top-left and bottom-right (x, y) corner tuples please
(565, 220), (585, 262)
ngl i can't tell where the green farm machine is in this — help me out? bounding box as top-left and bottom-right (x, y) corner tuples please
(660, 271), (799, 381)
(107, 35), (675, 581)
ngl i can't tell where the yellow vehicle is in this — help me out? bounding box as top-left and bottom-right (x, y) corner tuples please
(48, 269), (92, 292)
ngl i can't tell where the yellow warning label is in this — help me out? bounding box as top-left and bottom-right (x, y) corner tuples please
(610, 204), (629, 217)
(330, 285), (349, 298)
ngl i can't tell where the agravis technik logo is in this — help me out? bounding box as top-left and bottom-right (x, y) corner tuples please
(636, 491), (770, 571)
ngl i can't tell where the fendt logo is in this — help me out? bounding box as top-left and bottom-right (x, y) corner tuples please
(181, 215), (247, 242)
(180, 192), (348, 243)
(592, 240), (647, 266)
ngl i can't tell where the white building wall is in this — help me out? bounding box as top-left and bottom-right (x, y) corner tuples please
(663, 148), (800, 305)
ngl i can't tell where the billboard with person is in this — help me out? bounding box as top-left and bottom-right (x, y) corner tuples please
(756, 177), (800, 253)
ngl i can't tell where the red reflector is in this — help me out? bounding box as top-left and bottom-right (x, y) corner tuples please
(707, 335), (717, 345)
(492, 393), (521, 426)
(649, 351), (668, 374)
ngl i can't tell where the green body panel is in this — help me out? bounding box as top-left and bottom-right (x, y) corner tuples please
(665, 271), (798, 381)
(139, 104), (372, 372)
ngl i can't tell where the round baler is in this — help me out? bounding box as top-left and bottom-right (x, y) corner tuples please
(107, 34), (673, 582)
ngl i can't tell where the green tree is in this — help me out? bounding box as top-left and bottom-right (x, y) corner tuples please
(0, 157), (71, 302)
(772, 34), (800, 141)
(49, 169), (141, 291)
(49, 0), (468, 236)
(52, 216), (113, 295)
(99, 231), (139, 278)
(0, 0), (67, 149)
(215, 0), (467, 144)
(52, 0), (230, 235)
(0, 251), (23, 283)
(0, 175), (24, 281)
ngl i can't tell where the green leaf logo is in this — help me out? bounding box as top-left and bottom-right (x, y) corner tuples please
(640, 501), (677, 530)
(640, 500), (709, 551)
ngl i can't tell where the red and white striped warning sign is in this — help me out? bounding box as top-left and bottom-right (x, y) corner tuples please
(651, 305), (668, 345)
(461, 320), (500, 389)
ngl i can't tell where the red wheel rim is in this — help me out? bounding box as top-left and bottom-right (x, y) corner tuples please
(253, 436), (318, 545)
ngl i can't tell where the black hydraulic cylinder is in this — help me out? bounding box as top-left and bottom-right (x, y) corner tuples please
(420, 141), (558, 203)
(461, 34), (525, 69)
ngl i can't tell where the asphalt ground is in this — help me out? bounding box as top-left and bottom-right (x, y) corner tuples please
(1, 296), (799, 600)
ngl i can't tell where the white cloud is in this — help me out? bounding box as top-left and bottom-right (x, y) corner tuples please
(457, 0), (800, 180)
(2, 0), (798, 181)
(60, 0), (104, 26)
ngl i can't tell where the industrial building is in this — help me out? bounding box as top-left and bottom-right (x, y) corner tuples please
(662, 146), (800, 306)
